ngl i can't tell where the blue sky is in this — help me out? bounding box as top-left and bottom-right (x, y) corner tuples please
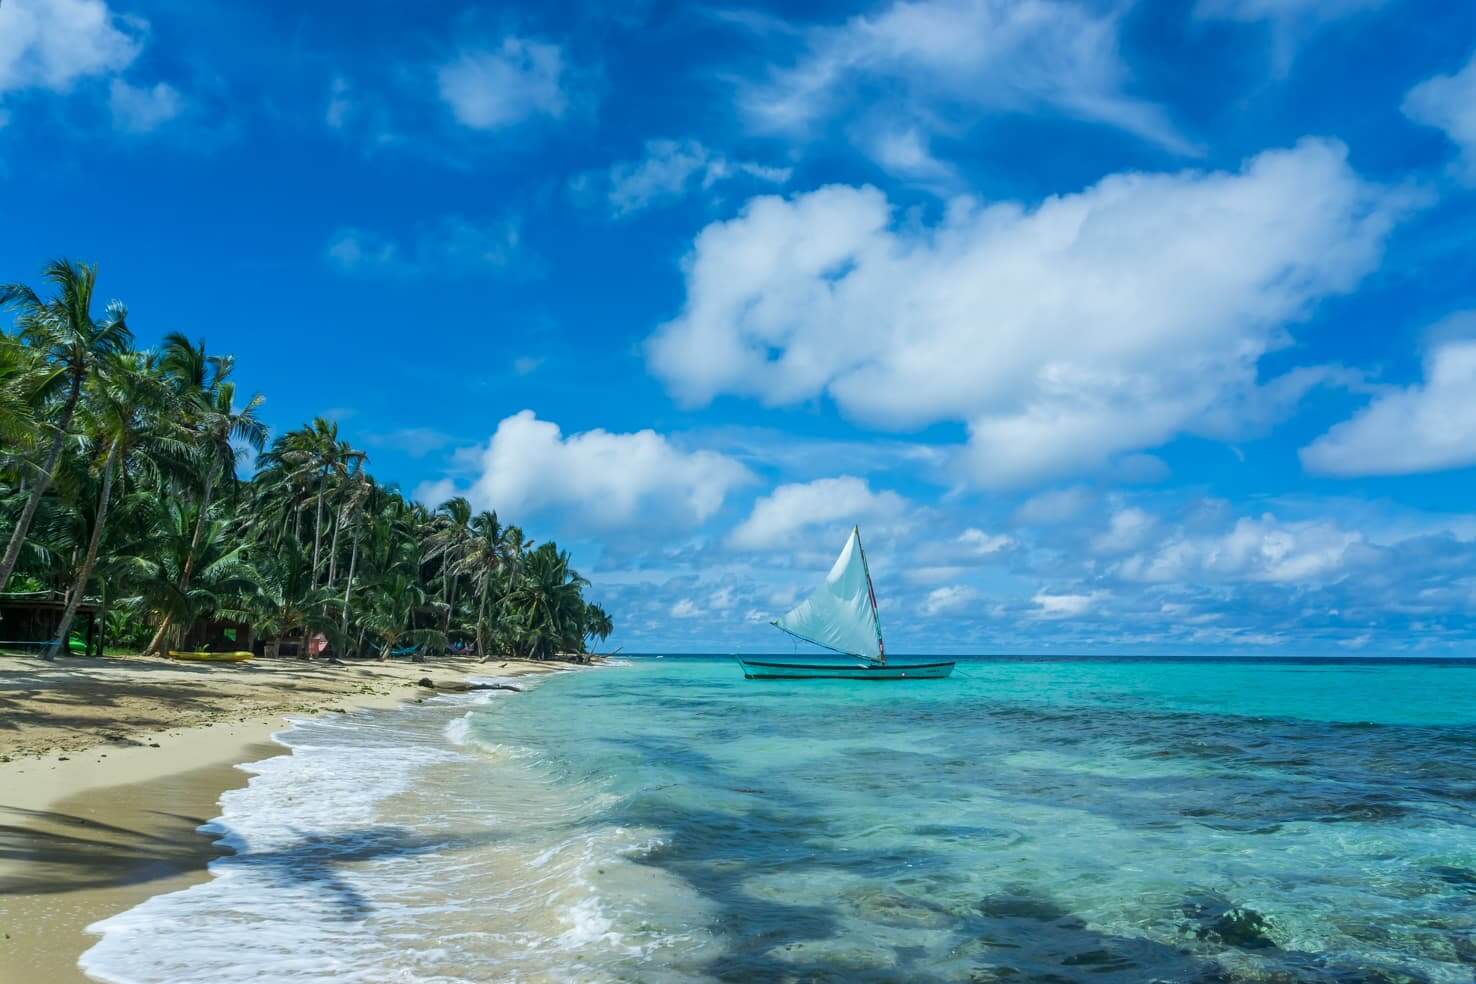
(6, 0), (1476, 655)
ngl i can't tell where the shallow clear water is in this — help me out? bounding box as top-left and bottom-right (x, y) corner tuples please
(83, 657), (1476, 983)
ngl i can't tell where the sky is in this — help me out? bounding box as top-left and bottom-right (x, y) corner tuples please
(4, 0), (1476, 656)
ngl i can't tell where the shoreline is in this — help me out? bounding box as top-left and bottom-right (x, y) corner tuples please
(0, 653), (571, 984)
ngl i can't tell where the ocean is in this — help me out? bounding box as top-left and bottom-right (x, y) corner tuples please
(80, 656), (1476, 983)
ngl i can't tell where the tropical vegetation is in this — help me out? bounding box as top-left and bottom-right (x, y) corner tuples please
(0, 260), (614, 662)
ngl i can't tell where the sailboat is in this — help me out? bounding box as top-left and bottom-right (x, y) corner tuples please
(736, 527), (955, 681)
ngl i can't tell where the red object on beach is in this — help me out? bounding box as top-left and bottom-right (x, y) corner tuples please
(309, 633), (328, 656)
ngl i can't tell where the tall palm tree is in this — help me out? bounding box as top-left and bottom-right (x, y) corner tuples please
(47, 350), (178, 660)
(585, 604), (614, 651)
(0, 261), (131, 593)
(142, 335), (266, 654)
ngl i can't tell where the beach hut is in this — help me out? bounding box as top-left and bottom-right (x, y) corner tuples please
(0, 590), (100, 656)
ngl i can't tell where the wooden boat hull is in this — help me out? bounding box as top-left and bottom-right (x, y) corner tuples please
(737, 657), (954, 680)
(168, 650), (253, 663)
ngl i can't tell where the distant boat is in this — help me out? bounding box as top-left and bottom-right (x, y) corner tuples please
(736, 527), (955, 681)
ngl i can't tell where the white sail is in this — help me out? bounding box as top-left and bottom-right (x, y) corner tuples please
(773, 528), (885, 662)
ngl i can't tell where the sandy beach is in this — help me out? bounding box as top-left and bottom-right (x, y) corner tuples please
(0, 652), (565, 983)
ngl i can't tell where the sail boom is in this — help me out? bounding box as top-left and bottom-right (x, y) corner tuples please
(770, 621), (867, 658)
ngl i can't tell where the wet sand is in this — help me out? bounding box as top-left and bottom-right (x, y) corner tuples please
(0, 654), (567, 982)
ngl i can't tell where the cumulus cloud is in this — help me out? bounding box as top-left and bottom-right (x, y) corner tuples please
(958, 528), (1012, 554)
(1114, 514), (1366, 584)
(1014, 488), (1090, 525)
(1302, 329), (1476, 476)
(416, 410), (753, 530)
(0, 0), (141, 95)
(921, 584), (979, 616)
(325, 215), (523, 278)
(1030, 590), (1105, 619)
(1091, 508), (1156, 555)
(728, 476), (906, 550)
(740, 0), (1193, 159)
(108, 78), (182, 132)
(437, 37), (567, 130)
(648, 139), (1414, 488)
(1403, 49), (1476, 183)
(599, 138), (791, 216)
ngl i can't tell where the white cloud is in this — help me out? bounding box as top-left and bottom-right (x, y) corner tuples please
(417, 410), (753, 530)
(108, 78), (181, 133)
(958, 528), (1011, 554)
(1091, 508), (1156, 555)
(670, 598), (702, 619)
(512, 356), (544, 375)
(728, 476), (905, 550)
(1115, 514), (1364, 584)
(648, 139), (1414, 488)
(0, 0), (141, 95)
(1404, 49), (1476, 183)
(922, 584), (979, 615)
(437, 37), (566, 130)
(862, 125), (958, 185)
(1301, 330), (1476, 476)
(741, 0), (1193, 156)
(1014, 488), (1090, 525)
(602, 138), (791, 216)
(1031, 590), (1105, 619)
(325, 216), (522, 278)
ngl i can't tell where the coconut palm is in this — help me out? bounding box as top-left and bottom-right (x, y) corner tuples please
(142, 335), (267, 654)
(0, 261), (132, 593)
(46, 350), (180, 659)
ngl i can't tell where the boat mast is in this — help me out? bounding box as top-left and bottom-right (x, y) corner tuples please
(854, 526), (886, 664)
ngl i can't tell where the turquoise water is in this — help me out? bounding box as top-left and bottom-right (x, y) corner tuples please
(476, 656), (1476, 982)
(84, 656), (1476, 983)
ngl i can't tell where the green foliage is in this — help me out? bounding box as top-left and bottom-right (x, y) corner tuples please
(0, 259), (613, 662)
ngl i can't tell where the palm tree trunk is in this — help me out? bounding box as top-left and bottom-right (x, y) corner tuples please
(340, 528), (359, 632)
(46, 443), (117, 661)
(311, 467), (327, 587)
(328, 494), (348, 586)
(0, 371), (82, 592)
(144, 615), (173, 658)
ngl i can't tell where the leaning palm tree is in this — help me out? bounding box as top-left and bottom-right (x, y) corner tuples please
(142, 335), (266, 655)
(585, 604), (614, 651)
(0, 261), (132, 593)
(47, 350), (179, 660)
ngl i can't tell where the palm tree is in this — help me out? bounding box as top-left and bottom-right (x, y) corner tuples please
(0, 261), (131, 593)
(3, 257), (615, 666)
(358, 571), (446, 661)
(47, 350), (178, 660)
(129, 500), (263, 651)
(0, 330), (42, 450)
(585, 604), (614, 651)
(427, 496), (473, 646)
(505, 542), (589, 660)
(142, 335), (266, 654)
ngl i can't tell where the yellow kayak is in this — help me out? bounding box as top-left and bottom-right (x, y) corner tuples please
(168, 650), (253, 663)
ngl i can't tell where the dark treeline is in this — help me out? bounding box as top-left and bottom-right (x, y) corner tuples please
(0, 261), (612, 661)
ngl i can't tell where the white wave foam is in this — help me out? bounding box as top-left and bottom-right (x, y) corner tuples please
(78, 679), (702, 983)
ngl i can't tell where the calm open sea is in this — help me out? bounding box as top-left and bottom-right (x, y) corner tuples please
(82, 656), (1476, 983)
